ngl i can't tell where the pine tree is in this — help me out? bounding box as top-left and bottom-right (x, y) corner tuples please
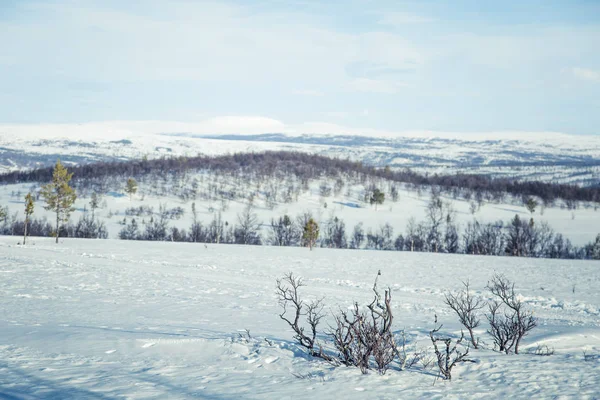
(23, 193), (35, 245)
(125, 178), (138, 201)
(370, 188), (385, 210)
(40, 160), (77, 243)
(525, 197), (538, 214)
(525, 197), (538, 227)
(302, 218), (319, 250)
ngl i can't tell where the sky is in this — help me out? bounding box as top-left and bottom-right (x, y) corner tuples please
(0, 0), (599, 136)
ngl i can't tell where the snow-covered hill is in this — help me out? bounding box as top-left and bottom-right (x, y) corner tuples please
(0, 238), (598, 399)
(1, 177), (599, 247)
(2, 122), (600, 185)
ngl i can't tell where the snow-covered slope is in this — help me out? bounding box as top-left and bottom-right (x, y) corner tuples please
(2, 122), (600, 185)
(0, 238), (598, 399)
(1, 178), (599, 246)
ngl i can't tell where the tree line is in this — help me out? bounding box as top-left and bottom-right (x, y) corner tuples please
(112, 200), (600, 259)
(1, 151), (599, 205)
(5, 183), (599, 259)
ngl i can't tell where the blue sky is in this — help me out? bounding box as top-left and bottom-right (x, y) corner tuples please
(0, 0), (599, 135)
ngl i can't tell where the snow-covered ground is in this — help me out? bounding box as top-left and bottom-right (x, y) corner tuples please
(0, 237), (599, 399)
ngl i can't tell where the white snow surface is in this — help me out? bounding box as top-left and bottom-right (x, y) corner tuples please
(1, 237), (599, 399)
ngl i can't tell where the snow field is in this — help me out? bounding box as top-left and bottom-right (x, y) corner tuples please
(0, 237), (599, 399)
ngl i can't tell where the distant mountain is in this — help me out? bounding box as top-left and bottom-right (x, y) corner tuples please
(1, 124), (599, 185)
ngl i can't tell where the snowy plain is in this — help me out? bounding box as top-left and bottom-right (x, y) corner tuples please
(0, 237), (599, 399)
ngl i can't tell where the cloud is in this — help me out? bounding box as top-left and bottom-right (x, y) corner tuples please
(571, 67), (600, 83)
(1, 1), (599, 133)
(0, 1), (423, 90)
(347, 78), (408, 94)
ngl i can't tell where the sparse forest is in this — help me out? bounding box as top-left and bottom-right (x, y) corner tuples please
(0, 152), (599, 258)
(0, 152), (598, 205)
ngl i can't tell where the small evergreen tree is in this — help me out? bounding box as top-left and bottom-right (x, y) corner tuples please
(23, 193), (35, 244)
(125, 178), (138, 201)
(525, 197), (538, 215)
(302, 218), (319, 250)
(40, 160), (77, 243)
(370, 188), (385, 210)
(525, 197), (538, 227)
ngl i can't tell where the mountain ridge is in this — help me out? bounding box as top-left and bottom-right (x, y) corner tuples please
(2, 123), (599, 186)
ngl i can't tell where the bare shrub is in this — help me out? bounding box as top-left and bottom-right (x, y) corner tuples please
(395, 330), (412, 370)
(429, 324), (472, 380)
(276, 273), (334, 362)
(330, 310), (357, 366)
(444, 281), (485, 349)
(583, 350), (600, 362)
(396, 338), (430, 370)
(366, 272), (397, 374)
(329, 271), (400, 374)
(486, 274), (537, 354)
(291, 371), (325, 382)
(336, 303), (375, 373)
(528, 344), (555, 356)
(486, 300), (516, 353)
(418, 350), (436, 370)
(276, 271), (419, 376)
